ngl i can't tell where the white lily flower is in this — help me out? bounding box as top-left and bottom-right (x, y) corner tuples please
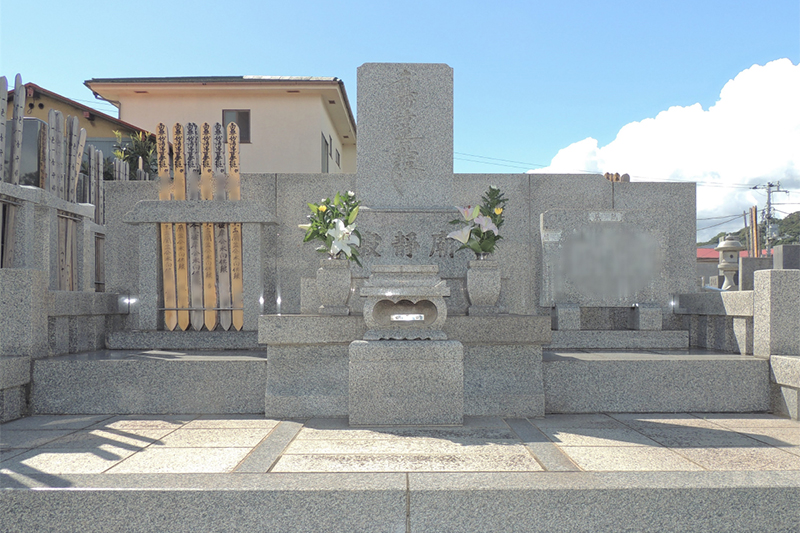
(475, 215), (499, 235)
(447, 226), (472, 244)
(457, 205), (480, 221)
(327, 219), (360, 257)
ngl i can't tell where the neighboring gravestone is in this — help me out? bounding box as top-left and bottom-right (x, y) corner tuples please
(773, 244), (800, 270)
(738, 256), (772, 291)
(540, 209), (669, 307)
(356, 63), (453, 208)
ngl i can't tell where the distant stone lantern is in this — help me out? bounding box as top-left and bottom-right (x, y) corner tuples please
(715, 234), (745, 290)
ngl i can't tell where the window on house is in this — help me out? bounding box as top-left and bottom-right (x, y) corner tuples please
(321, 133), (329, 173)
(335, 149), (340, 168)
(222, 110), (251, 143)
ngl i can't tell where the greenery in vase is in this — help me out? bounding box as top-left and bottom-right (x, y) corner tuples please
(299, 191), (362, 266)
(447, 186), (507, 256)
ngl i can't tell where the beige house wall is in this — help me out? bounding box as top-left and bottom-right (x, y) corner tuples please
(116, 92), (351, 174)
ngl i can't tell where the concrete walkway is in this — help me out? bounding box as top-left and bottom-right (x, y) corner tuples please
(2, 413), (799, 531)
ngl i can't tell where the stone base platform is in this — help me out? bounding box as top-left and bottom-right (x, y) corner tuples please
(31, 350), (268, 415)
(261, 314), (550, 419)
(544, 349), (770, 413)
(349, 340), (464, 426)
(2, 414), (799, 532)
(29, 348), (773, 417)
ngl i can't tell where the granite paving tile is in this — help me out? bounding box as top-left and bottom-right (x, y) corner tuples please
(671, 446), (800, 471)
(39, 428), (174, 450)
(692, 413), (800, 429)
(540, 428), (661, 447)
(608, 413), (718, 428)
(727, 427), (800, 447)
(631, 426), (772, 448)
(1, 446), (137, 474)
(0, 430), (75, 450)
(157, 428), (272, 448)
(90, 415), (198, 430)
(0, 448), (30, 462)
(0, 415), (112, 431)
(285, 437), (530, 455)
(528, 414), (624, 429)
(296, 427), (518, 440)
(271, 452), (544, 473)
(106, 447), (252, 474)
(235, 421), (304, 473)
(183, 415), (282, 429)
(505, 418), (580, 471)
(559, 446), (704, 472)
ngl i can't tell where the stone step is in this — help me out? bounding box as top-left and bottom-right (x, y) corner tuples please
(547, 330), (689, 349)
(544, 350), (770, 413)
(31, 350), (268, 415)
(107, 330), (259, 350)
(3, 472), (798, 532)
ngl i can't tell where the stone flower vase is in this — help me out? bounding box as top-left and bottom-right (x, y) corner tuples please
(466, 254), (502, 315)
(316, 257), (351, 315)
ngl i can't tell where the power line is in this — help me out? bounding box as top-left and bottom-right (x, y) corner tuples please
(697, 213), (745, 221)
(454, 152), (546, 168)
(696, 215), (742, 233)
(453, 157), (532, 170)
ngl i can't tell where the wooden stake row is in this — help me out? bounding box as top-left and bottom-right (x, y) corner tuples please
(1, 74), (105, 289)
(156, 122), (244, 331)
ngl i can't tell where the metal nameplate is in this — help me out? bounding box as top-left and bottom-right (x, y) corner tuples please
(390, 314), (425, 322)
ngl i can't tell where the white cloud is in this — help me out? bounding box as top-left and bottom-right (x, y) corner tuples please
(530, 58), (800, 242)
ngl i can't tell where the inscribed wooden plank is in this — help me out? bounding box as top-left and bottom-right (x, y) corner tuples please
(172, 123), (190, 331)
(54, 111), (65, 200)
(47, 110), (58, 196)
(3, 75), (24, 267)
(38, 121), (47, 189)
(9, 74), (24, 185)
(185, 123), (204, 330)
(227, 122), (244, 331)
(200, 122), (218, 330)
(0, 77), (6, 266)
(96, 149), (104, 224)
(63, 118), (78, 287)
(156, 123), (177, 331)
(213, 123), (232, 331)
(57, 215), (68, 290)
(0, 76), (7, 181)
(88, 145), (97, 211)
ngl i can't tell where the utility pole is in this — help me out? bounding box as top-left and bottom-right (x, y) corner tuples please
(751, 182), (790, 257)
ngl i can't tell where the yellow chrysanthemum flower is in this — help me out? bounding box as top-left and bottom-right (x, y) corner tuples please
(494, 207), (503, 215)
(319, 205), (327, 212)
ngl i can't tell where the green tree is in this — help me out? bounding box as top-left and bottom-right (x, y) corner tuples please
(113, 131), (157, 178)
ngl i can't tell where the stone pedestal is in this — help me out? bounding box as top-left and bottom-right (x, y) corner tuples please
(629, 303), (663, 331)
(553, 303), (581, 330)
(349, 340), (464, 426)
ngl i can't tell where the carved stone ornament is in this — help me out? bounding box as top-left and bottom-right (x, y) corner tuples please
(360, 265), (450, 340)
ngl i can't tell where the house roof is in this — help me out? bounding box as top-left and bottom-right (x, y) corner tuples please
(8, 82), (150, 135)
(84, 75), (357, 142)
(697, 248), (765, 260)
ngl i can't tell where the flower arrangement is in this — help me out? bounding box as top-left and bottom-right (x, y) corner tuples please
(299, 191), (362, 266)
(447, 186), (507, 257)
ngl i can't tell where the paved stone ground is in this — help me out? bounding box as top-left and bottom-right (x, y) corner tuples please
(2, 413), (798, 476)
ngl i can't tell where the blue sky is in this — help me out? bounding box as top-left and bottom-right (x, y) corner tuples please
(2, 1), (798, 240)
